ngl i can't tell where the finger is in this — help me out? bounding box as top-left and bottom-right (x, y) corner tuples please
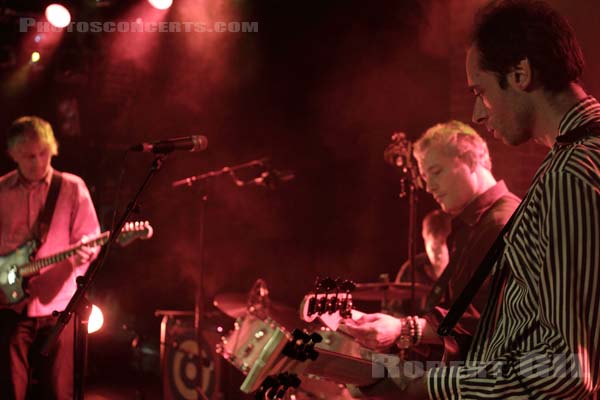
(338, 324), (361, 336)
(340, 318), (360, 327)
(355, 314), (381, 324)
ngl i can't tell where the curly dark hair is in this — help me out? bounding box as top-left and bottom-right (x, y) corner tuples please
(471, 0), (584, 92)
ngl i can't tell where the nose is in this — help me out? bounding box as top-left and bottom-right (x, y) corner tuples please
(472, 97), (488, 125)
(31, 156), (43, 166)
(425, 178), (438, 194)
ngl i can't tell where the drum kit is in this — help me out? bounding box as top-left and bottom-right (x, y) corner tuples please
(212, 279), (430, 399)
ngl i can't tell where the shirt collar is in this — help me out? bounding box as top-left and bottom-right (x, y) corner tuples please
(558, 95), (600, 136)
(454, 180), (509, 227)
(14, 167), (54, 189)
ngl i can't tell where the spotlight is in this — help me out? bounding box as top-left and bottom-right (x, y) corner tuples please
(31, 51), (41, 63)
(45, 4), (71, 29)
(148, 0), (173, 10)
(88, 304), (104, 334)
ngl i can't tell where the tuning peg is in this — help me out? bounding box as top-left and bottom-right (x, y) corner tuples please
(309, 332), (322, 344)
(280, 372), (301, 389)
(291, 329), (306, 341)
(307, 296), (317, 316)
(326, 294), (338, 314)
(338, 279), (356, 293)
(314, 276), (323, 292)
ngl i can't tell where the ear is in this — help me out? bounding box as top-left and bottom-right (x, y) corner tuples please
(507, 58), (532, 91)
(7, 148), (16, 163)
(459, 152), (478, 173)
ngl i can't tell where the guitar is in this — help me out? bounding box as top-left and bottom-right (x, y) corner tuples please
(219, 314), (382, 394)
(218, 278), (388, 396)
(0, 221), (153, 307)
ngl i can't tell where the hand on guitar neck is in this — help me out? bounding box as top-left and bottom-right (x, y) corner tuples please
(299, 290), (441, 352)
(73, 235), (99, 266)
(339, 313), (403, 352)
(0, 221), (153, 308)
(340, 313), (448, 353)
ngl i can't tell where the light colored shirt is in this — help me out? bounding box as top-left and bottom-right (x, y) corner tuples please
(0, 168), (100, 317)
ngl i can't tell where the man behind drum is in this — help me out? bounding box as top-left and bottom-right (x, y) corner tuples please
(342, 120), (520, 357)
(390, 209), (451, 315)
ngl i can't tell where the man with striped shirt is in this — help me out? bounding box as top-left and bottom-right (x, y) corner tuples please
(423, 1), (600, 398)
(343, 1), (599, 398)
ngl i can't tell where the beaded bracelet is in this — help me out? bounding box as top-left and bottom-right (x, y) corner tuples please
(395, 316), (423, 349)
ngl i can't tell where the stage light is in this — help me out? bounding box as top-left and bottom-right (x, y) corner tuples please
(45, 4), (71, 29)
(148, 0), (173, 10)
(88, 304), (104, 334)
(31, 51), (41, 63)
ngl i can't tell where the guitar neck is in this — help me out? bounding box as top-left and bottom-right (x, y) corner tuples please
(301, 345), (378, 387)
(19, 232), (109, 278)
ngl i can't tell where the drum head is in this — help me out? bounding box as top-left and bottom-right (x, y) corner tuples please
(166, 332), (216, 399)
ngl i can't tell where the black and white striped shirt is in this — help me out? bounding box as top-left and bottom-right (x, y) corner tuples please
(427, 96), (600, 399)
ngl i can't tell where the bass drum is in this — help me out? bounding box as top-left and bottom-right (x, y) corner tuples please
(158, 310), (223, 400)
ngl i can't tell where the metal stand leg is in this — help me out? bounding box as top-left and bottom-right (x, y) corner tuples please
(73, 297), (91, 400)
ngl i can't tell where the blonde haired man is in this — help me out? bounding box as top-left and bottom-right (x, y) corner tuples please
(342, 121), (519, 392)
(0, 116), (100, 399)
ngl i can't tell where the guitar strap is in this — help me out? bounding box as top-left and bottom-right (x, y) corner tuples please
(437, 122), (600, 337)
(34, 171), (63, 246)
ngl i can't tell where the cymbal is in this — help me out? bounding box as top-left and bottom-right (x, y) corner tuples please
(352, 282), (431, 301)
(213, 293), (248, 319)
(213, 292), (305, 330)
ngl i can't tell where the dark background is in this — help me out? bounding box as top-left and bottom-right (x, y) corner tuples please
(1, 0), (599, 397)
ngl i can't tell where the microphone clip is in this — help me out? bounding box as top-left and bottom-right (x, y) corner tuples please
(384, 132), (424, 193)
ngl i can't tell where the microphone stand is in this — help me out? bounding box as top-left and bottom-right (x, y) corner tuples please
(386, 134), (423, 316)
(172, 158), (268, 188)
(40, 154), (168, 400)
(172, 157), (271, 398)
(398, 163), (420, 316)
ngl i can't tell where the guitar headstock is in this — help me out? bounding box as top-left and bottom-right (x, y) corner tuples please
(255, 372), (301, 400)
(116, 221), (154, 247)
(299, 277), (356, 330)
(282, 329), (322, 362)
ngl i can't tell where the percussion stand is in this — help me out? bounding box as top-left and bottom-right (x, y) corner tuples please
(194, 185), (208, 382)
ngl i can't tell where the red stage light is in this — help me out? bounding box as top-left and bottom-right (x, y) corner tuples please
(148, 0), (173, 10)
(45, 4), (71, 29)
(88, 304), (104, 334)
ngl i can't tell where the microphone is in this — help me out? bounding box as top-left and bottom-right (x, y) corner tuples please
(129, 135), (208, 153)
(253, 169), (295, 189)
(384, 132), (410, 167)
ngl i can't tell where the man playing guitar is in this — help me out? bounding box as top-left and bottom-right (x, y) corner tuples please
(0, 116), (101, 399)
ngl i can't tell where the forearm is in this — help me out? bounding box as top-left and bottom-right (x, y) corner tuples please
(427, 343), (599, 399)
(418, 317), (443, 346)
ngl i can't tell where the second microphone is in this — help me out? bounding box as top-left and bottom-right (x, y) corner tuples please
(130, 135), (208, 153)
